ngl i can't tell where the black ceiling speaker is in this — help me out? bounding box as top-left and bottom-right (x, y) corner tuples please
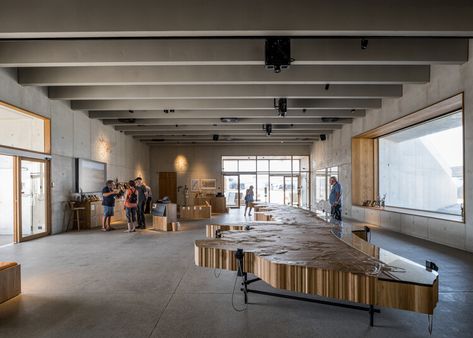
(213, 134), (219, 141)
(265, 38), (291, 73)
(320, 134), (327, 141)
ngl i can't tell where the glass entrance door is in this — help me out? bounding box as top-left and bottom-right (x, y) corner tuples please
(19, 158), (49, 240)
(223, 175), (239, 208)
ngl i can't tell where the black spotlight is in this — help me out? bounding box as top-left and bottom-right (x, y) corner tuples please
(265, 124), (273, 136)
(320, 134), (327, 141)
(325, 84), (330, 90)
(128, 110), (134, 113)
(275, 98), (287, 117)
(361, 38), (368, 50)
(213, 134), (219, 141)
(265, 38), (291, 73)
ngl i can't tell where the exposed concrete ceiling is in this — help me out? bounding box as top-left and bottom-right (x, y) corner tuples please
(0, 0), (470, 145)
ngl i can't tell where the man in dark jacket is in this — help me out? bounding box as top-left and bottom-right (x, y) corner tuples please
(135, 177), (148, 229)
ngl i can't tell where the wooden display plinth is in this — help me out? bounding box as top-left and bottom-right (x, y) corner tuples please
(0, 262), (21, 304)
(179, 205), (212, 220)
(254, 212), (272, 221)
(153, 216), (172, 231)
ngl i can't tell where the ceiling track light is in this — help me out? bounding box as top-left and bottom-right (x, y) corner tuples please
(274, 98), (287, 117)
(325, 84), (330, 91)
(361, 38), (369, 50)
(264, 123), (273, 136)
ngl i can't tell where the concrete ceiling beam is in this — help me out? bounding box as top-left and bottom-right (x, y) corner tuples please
(115, 124), (341, 132)
(19, 65), (430, 86)
(73, 98), (381, 111)
(50, 84), (401, 100)
(0, 39), (467, 67)
(101, 118), (352, 126)
(1, 0), (472, 38)
(89, 109), (365, 119)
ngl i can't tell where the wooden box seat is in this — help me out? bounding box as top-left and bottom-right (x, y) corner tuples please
(0, 262), (21, 304)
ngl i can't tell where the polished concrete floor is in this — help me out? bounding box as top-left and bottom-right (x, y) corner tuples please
(0, 234), (13, 247)
(0, 209), (472, 338)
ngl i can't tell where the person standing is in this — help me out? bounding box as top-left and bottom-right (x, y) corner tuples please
(244, 185), (255, 217)
(329, 176), (342, 221)
(102, 180), (119, 231)
(124, 180), (138, 232)
(144, 184), (153, 214)
(135, 177), (148, 229)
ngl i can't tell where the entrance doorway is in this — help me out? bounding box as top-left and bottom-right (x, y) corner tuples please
(0, 155), (14, 246)
(0, 154), (50, 244)
(223, 174), (257, 208)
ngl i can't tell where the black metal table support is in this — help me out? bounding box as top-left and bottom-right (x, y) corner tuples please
(235, 248), (380, 327)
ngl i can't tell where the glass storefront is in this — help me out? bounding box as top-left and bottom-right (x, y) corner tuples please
(222, 155), (310, 208)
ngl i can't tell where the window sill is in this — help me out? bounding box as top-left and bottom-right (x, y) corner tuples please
(353, 205), (464, 223)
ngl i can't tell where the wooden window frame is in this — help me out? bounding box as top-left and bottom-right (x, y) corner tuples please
(0, 100), (51, 155)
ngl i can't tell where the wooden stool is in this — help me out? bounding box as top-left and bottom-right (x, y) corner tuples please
(67, 201), (85, 232)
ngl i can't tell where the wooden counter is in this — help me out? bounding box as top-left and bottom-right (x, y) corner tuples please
(195, 204), (439, 315)
(194, 196), (227, 213)
(74, 199), (125, 229)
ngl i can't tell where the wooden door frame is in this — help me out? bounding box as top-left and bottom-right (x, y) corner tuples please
(16, 156), (51, 243)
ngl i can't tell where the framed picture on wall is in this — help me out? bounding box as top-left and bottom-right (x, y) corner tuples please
(201, 179), (216, 190)
(191, 179), (200, 192)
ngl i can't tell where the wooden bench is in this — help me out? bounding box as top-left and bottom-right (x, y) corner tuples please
(0, 262), (21, 303)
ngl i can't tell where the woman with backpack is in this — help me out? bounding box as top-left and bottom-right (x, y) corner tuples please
(124, 180), (138, 232)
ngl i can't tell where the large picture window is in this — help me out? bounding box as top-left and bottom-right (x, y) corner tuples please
(378, 111), (463, 216)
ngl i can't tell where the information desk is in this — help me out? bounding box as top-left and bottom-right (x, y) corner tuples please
(195, 204), (438, 328)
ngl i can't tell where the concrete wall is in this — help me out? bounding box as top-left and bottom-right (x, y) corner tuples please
(310, 39), (473, 252)
(149, 144), (310, 206)
(0, 68), (150, 234)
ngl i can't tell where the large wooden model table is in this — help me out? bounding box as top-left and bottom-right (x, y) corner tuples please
(195, 204), (438, 318)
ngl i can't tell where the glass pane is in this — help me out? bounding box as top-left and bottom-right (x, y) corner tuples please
(0, 155), (14, 245)
(292, 159), (300, 172)
(270, 159), (292, 172)
(269, 176), (284, 204)
(300, 172), (309, 208)
(223, 175), (239, 207)
(0, 103), (46, 153)
(238, 160), (256, 172)
(257, 159), (269, 172)
(315, 174), (327, 203)
(256, 174), (269, 203)
(21, 159), (48, 237)
(378, 111), (463, 215)
(222, 160), (238, 172)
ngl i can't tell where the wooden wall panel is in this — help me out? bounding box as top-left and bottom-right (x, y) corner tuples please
(351, 138), (375, 206)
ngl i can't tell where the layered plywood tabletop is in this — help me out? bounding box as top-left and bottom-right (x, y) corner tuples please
(195, 204), (438, 314)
